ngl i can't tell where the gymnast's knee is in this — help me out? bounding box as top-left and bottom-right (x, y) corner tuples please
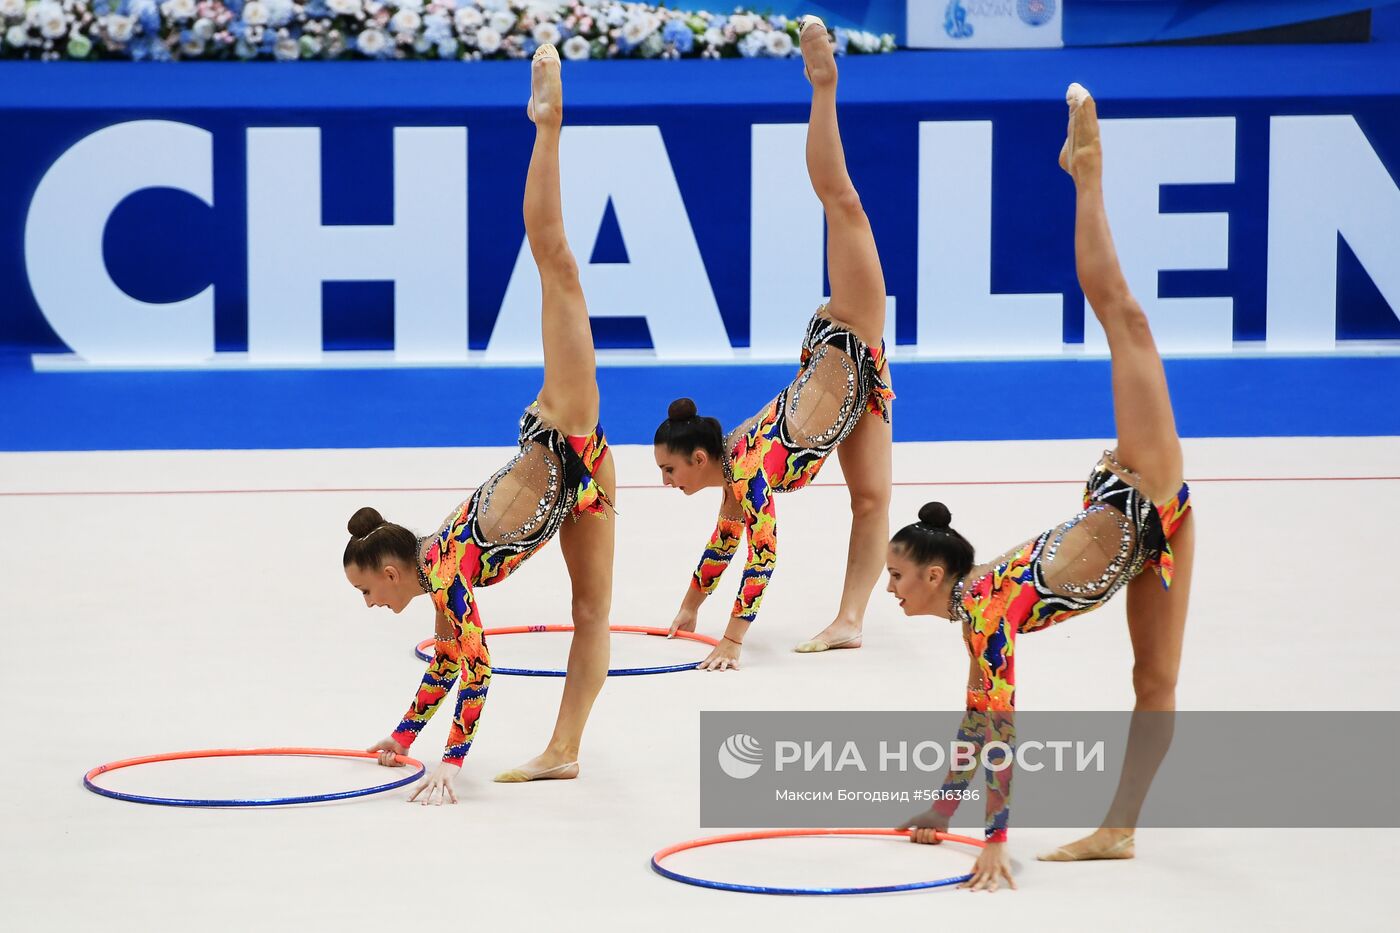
(1131, 664), (1178, 709)
(848, 482), (891, 521)
(820, 185), (865, 221)
(570, 597), (611, 634)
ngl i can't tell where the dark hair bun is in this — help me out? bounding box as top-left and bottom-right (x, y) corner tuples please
(668, 397), (698, 421)
(347, 506), (387, 538)
(918, 501), (952, 530)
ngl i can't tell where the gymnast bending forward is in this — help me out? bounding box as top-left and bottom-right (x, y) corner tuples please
(653, 16), (895, 671)
(344, 45), (616, 801)
(886, 84), (1196, 888)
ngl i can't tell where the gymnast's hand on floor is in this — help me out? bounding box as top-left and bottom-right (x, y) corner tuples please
(696, 636), (742, 671)
(408, 762), (460, 805)
(963, 843), (1015, 893)
(899, 807), (950, 844)
(366, 737), (408, 767)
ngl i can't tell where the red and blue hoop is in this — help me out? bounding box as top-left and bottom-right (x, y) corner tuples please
(651, 828), (986, 896)
(83, 747), (426, 807)
(414, 624), (720, 676)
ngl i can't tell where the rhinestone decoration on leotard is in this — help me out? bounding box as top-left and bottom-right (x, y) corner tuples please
(1039, 504), (1134, 596)
(787, 345), (859, 446)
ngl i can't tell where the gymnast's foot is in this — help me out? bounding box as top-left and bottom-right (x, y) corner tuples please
(1058, 82), (1102, 183)
(799, 15), (837, 89)
(527, 43), (562, 128)
(1037, 827), (1135, 861)
(493, 749), (579, 783)
(795, 618), (863, 653)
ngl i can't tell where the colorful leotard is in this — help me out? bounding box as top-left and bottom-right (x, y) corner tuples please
(932, 450), (1192, 841)
(391, 402), (611, 765)
(692, 309), (894, 623)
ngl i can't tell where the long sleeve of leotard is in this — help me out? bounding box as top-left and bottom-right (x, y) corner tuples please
(932, 617), (1017, 842)
(390, 591), (492, 766)
(692, 511), (745, 596)
(729, 481), (777, 623)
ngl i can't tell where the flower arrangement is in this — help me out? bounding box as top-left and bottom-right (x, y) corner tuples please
(1, 0), (897, 61)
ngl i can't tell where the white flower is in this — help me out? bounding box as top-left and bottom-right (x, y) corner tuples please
(604, 6), (624, 27)
(33, 2), (66, 39)
(435, 36), (457, 57)
(765, 29), (792, 57)
(478, 0), (506, 10)
(264, 0), (295, 26)
(474, 24), (500, 53)
(327, 0), (361, 15)
(621, 15), (653, 46)
(395, 0), (423, 11)
(275, 35), (299, 58)
(729, 13), (755, 35)
(0, 0), (25, 19)
(531, 21), (558, 46)
(849, 30), (874, 53)
(192, 17), (214, 39)
(180, 35), (206, 55)
(488, 10), (512, 33)
(161, 0), (196, 20)
(453, 7), (481, 30)
(102, 13), (134, 42)
(701, 26), (722, 46)
(242, 1), (268, 25)
(356, 26), (387, 54)
(389, 8), (419, 33)
(561, 33), (589, 60)
(5, 24), (27, 47)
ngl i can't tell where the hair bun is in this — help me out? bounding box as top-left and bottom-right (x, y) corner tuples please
(918, 501), (952, 530)
(347, 506), (387, 538)
(667, 397), (698, 421)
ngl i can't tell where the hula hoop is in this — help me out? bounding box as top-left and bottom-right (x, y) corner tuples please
(651, 828), (986, 896)
(83, 747), (426, 807)
(414, 625), (721, 676)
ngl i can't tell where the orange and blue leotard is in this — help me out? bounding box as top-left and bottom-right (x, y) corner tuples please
(932, 451), (1192, 841)
(391, 403), (611, 765)
(692, 311), (894, 623)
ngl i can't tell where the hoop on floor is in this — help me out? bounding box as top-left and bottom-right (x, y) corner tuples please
(650, 828), (986, 896)
(413, 625), (721, 676)
(83, 747), (426, 808)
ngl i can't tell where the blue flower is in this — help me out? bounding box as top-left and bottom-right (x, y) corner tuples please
(93, 0), (113, 15)
(304, 0), (330, 19)
(738, 31), (764, 58)
(132, 0), (160, 32)
(522, 37), (539, 55)
(128, 34), (166, 60)
(662, 19), (692, 53)
(832, 27), (850, 54)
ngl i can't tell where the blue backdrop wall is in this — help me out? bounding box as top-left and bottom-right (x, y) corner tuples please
(3, 39), (1399, 449)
